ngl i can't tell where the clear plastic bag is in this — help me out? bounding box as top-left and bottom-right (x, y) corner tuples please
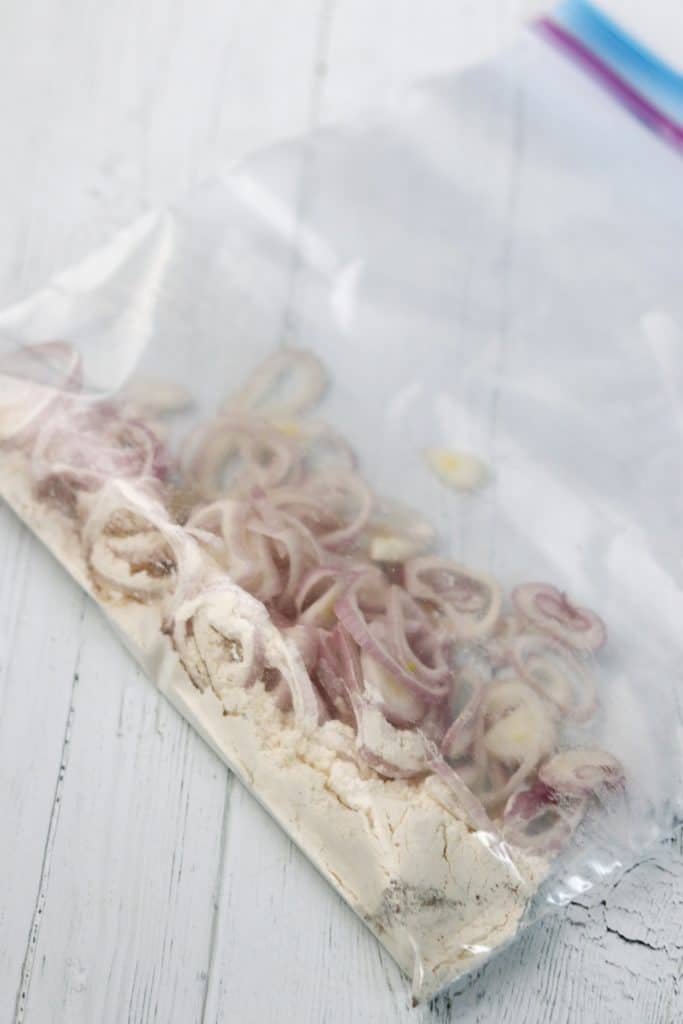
(1, 16), (682, 1003)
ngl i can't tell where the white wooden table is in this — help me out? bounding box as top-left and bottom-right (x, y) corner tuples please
(1, 3), (682, 1021)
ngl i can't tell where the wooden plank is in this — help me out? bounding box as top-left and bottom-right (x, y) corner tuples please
(323, 0), (550, 123)
(201, 776), (411, 1024)
(1, 0), (682, 1022)
(0, 0), (325, 1020)
(22, 603), (228, 1024)
(0, 503), (85, 1020)
(202, 818), (683, 1024)
(0, 0), (329, 307)
(430, 830), (683, 1024)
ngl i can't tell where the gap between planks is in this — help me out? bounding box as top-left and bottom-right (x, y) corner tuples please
(12, 602), (86, 1024)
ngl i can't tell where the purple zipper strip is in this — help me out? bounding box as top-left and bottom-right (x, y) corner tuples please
(535, 17), (683, 155)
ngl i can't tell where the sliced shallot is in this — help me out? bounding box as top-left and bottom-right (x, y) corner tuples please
(182, 413), (295, 499)
(335, 572), (451, 703)
(425, 746), (495, 833)
(405, 556), (502, 639)
(349, 693), (429, 779)
(296, 567), (346, 627)
(0, 341), (82, 449)
(511, 632), (597, 723)
(360, 650), (426, 728)
(283, 622), (319, 674)
(538, 748), (624, 797)
(441, 669), (486, 761)
(268, 631), (325, 730)
(32, 401), (167, 511)
(224, 348), (328, 418)
(385, 586), (451, 690)
(502, 782), (586, 854)
(315, 625), (358, 724)
(478, 680), (556, 809)
(424, 447), (489, 492)
(82, 481), (203, 600)
(169, 583), (265, 694)
(512, 582), (606, 652)
(266, 471), (373, 551)
(289, 421), (357, 477)
(368, 497), (435, 563)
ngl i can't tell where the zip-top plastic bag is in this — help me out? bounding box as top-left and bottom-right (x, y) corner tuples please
(1, 1), (682, 1002)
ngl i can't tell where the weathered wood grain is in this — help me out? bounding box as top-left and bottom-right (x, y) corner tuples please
(0, 1), (324, 1019)
(21, 604), (229, 1024)
(0, 503), (85, 1018)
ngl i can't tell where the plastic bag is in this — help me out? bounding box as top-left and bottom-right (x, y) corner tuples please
(1, 6), (682, 1003)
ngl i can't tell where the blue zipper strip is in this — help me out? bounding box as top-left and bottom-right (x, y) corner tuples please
(553, 0), (683, 126)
